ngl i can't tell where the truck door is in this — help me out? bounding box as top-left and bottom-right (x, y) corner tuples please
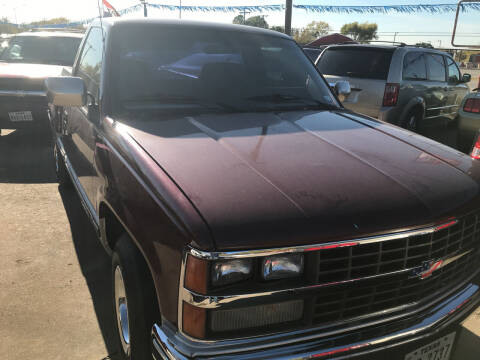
(62, 27), (103, 209)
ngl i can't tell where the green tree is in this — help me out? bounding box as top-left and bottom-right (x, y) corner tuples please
(232, 15), (269, 29)
(293, 21), (331, 44)
(270, 25), (285, 33)
(29, 17), (70, 26)
(340, 22), (378, 42)
(233, 15), (245, 25)
(245, 16), (269, 29)
(456, 50), (467, 62)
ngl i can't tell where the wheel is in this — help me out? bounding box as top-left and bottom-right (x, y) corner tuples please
(54, 142), (71, 187)
(112, 234), (159, 360)
(456, 131), (475, 154)
(401, 107), (423, 132)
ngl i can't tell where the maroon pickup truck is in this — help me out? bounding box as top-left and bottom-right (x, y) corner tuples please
(45, 19), (480, 360)
(0, 31), (82, 133)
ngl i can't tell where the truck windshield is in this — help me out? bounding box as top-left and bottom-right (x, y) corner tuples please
(0, 36), (82, 66)
(317, 47), (393, 80)
(111, 24), (338, 115)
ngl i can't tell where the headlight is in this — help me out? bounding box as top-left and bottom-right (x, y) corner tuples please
(211, 259), (253, 286)
(262, 254), (304, 280)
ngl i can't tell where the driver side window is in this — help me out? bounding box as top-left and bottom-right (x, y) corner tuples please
(446, 57), (461, 84)
(76, 27), (104, 101)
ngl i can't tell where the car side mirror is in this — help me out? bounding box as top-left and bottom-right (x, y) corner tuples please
(45, 77), (86, 107)
(462, 73), (472, 83)
(334, 81), (351, 102)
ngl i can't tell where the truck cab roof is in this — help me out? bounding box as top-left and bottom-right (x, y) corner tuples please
(91, 18), (291, 40)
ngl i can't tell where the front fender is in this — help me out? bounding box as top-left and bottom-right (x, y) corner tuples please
(93, 118), (214, 326)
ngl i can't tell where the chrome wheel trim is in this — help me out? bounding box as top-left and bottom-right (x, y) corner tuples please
(408, 114), (417, 130)
(54, 144), (59, 174)
(114, 265), (130, 356)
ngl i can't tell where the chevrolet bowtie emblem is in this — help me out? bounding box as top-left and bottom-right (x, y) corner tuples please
(412, 249), (473, 279)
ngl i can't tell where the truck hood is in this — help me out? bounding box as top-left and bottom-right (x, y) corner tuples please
(0, 62), (67, 78)
(122, 110), (480, 251)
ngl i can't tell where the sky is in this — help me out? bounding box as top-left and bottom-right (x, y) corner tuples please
(0, 0), (478, 46)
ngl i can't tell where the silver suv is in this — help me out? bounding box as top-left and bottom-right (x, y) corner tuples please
(316, 44), (471, 130)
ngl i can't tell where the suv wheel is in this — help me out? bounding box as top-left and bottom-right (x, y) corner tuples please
(112, 234), (159, 360)
(54, 142), (71, 187)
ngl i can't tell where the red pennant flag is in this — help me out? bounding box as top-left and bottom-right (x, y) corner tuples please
(103, 0), (120, 17)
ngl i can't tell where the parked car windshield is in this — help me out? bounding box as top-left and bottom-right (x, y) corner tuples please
(111, 24), (338, 115)
(303, 47), (323, 62)
(317, 47), (394, 80)
(0, 35), (82, 66)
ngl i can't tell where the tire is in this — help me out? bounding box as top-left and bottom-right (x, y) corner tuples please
(456, 131), (474, 154)
(112, 234), (159, 360)
(54, 142), (71, 187)
(401, 107), (423, 132)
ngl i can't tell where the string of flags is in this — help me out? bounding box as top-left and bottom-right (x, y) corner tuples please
(10, 2), (480, 29)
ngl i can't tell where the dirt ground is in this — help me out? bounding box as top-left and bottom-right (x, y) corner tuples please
(466, 68), (480, 90)
(0, 127), (479, 360)
(0, 130), (118, 359)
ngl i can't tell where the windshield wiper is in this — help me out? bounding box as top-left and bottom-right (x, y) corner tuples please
(123, 95), (242, 112)
(247, 94), (338, 110)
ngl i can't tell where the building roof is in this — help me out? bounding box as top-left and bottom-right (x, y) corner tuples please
(306, 33), (356, 47)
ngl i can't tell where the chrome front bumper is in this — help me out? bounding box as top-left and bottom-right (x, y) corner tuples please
(152, 282), (479, 359)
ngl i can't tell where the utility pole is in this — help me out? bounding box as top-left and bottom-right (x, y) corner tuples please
(140, 0), (147, 17)
(240, 8), (251, 24)
(179, 0), (182, 19)
(393, 32), (398, 44)
(285, 0), (292, 35)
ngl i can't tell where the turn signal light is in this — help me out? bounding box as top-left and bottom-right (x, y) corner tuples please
(470, 136), (480, 160)
(183, 302), (206, 339)
(184, 255), (208, 294)
(383, 83), (400, 107)
(464, 98), (480, 113)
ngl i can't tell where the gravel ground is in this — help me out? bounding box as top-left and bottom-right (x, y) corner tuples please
(0, 127), (479, 359)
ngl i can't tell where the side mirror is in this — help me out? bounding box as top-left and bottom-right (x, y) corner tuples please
(334, 81), (351, 102)
(45, 77), (86, 107)
(462, 73), (472, 83)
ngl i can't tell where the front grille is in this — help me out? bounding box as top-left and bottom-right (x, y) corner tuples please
(313, 211), (480, 325)
(0, 77), (45, 92)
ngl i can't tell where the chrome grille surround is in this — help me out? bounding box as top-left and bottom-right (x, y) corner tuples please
(179, 211), (480, 341)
